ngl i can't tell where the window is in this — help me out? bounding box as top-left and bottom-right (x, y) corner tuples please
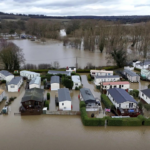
(105, 86), (106, 88)
(75, 83), (78, 85)
(129, 103), (133, 108)
(142, 94), (144, 97)
(114, 86), (116, 88)
(92, 72), (95, 74)
(62, 103), (64, 106)
(122, 85), (124, 87)
(11, 86), (15, 88)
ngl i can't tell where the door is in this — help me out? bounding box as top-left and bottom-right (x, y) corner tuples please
(119, 85), (121, 88)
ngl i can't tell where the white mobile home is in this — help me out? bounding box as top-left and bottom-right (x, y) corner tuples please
(29, 77), (41, 89)
(0, 89), (5, 102)
(90, 70), (113, 77)
(139, 89), (150, 104)
(66, 67), (76, 73)
(57, 88), (71, 111)
(94, 75), (120, 86)
(7, 77), (23, 92)
(141, 69), (150, 80)
(0, 70), (14, 82)
(20, 70), (40, 80)
(101, 81), (130, 94)
(71, 75), (81, 89)
(134, 60), (150, 69)
(48, 70), (71, 76)
(123, 69), (140, 82)
(51, 76), (60, 91)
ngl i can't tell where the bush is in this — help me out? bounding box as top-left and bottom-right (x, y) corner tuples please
(134, 68), (141, 72)
(144, 104), (150, 111)
(1, 80), (6, 84)
(44, 100), (49, 110)
(61, 77), (73, 89)
(107, 117), (142, 126)
(80, 101), (86, 109)
(129, 89), (139, 98)
(14, 73), (20, 76)
(101, 94), (114, 109)
(47, 93), (50, 100)
(87, 74), (92, 81)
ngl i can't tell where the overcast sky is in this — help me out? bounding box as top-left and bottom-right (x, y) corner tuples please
(0, 0), (150, 16)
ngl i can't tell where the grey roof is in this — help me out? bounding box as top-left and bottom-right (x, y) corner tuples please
(21, 88), (44, 102)
(136, 60), (150, 66)
(0, 70), (13, 76)
(58, 88), (71, 102)
(29, 77), (41, 85)
(8, 77), (22, 85)
(95, 75), (120, 79)
(48, 70), (70, 76)
(80, 88), (95, 101)
(107, 88), (137, 104)
(141, 89), (150, 98)
(123, 69), (139, 77)
(51, 76), (60, 84)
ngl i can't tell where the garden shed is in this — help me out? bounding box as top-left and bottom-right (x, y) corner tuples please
(50, 76), (60, 91)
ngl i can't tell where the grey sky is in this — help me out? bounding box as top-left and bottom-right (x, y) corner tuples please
(0, 0), (150, 16)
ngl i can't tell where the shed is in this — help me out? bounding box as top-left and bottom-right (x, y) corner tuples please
(20, 70), (40, 80)
(71, 75), (81, 89)
(7, 76), (23, 92)
(50, 76), (60, 91)
(0, 89), (5, 102)
(29, 77), (41, 89)
(0, 70), (14, 82)
(58, 88), (71, 111)
(48, 70), (71, 76)
(80, 88), (96, 104)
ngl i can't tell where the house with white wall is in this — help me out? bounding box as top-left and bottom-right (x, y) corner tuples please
(71, 75), (81, 89)
(90, 70), (113, 77)
(0, 70), (14, 82)
(101, 81), (130, 94)
(66, 67), (76, 73)
(94, 75), (120, 86)
(20, 70), (40, 80)
(134, 60), (150, 69)
(50, 76), (60, 91)
(107, 88), (139, 116)
(48, 70), (71, 76)
(57, 88), (71, 111)
(29, 77), (41, 89)
(139, 89), (150, 104)
(0, 89), (6, 102)
(7, 77), (23, 92)
(123, 69), (140, 82)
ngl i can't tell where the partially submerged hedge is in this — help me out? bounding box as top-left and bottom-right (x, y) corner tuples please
(87, 74), (92, 81)
(101, 94), (114, 109)
(134, 68), (141, 72)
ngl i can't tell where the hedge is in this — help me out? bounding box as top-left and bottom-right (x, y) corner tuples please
(87, 74), (92, 81)
(45, 100), (49, 110)
(80, 101), (86, 109)
(134, 68), (141, 72)
(47, 93), (50, 100)
(81, 107), (105, 126)
(13, 73), (20, 76)
(107, 116), (142, 126)
(101, 94), (114, 109)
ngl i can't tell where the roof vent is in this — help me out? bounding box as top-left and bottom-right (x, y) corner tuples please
(85, 90), (91, 95)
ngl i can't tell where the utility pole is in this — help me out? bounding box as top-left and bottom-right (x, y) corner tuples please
(76, 57), (78, 69)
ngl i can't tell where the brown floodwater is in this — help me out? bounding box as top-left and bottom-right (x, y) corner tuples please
(0, 75), (150, 150)
(11, 39), (107, 68)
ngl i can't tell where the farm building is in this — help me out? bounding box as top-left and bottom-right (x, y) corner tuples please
(48, 70), (71, 76)
(7, 77), (23, 92)
(20, 70), (40, 80)
(90, 70), (113, 77)
(56, 88), (71, 111)
(107, 88), (140, 117)
(66, 67), (76, 73)
(0, 70), (14, 82)
(20, 88), (44, 115)
(71, 75), (81, 89)
(100, 81), (130, 94)
(0, 89), (6, 102)
(139, 89), (150, 104)
(29, 77), (41, 89)
(50, 76), (60, 91)
(123, 69), (140, 82)
(94, 75), (120, 86)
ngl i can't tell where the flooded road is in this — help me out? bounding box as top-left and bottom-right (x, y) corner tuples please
(0, 75), (150, 150)
(11, 39), (107, 68)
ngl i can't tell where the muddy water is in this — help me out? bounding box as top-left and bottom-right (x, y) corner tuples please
(1, 76), (150, 150)
(11, 39), (107, 68)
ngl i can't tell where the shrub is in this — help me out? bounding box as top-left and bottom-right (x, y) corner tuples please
(87, 74), (92, 81)
(129, 89), (139, 98)
(80, 101), (86, 109)
(47, 93), (50, 100)
(14, 73), (20, 76)
(1, 80), (6, 84)
(44, 100), (49, 110)
(101, 94), (114, 109)
(61, 77), (73, 89)
(138, 101), (143, 110)
(144, 104), (150, 111)
(134, 68), (141, 72)
(75, 86), (79, 90)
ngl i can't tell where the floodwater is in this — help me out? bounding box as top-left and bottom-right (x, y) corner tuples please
(11, 39), (107, 68)
(0, 75), (150, 150)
